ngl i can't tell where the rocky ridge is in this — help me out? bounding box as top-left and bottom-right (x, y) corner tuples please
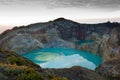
(96, 27), (120, 80)
(0, 18), (119, 56)
(0, 18), (120, 80)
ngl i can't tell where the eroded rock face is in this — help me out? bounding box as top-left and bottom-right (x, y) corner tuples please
(96, 59), (120, 80)
(102, 28), (120, 62)
(0, 18), (119, 55)
(7, 34), (44, 54)
(77, 32), (108, 56)
(45, 38), (75, 48)
(95, 28), (120, 80)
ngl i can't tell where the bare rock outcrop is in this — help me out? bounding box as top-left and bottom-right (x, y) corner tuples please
(96, 58), (120, 80)
(102, 28), (120, 62)
(0, 18), (119, 58)
(96, 28), (120, 80)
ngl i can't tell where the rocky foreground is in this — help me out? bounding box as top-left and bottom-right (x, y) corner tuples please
(0, 18), (120, 80)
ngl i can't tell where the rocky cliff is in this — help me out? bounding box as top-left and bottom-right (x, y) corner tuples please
(96, 58), (120, 80)
(0, 18), (120, 80)
(102, 28), (120, 62)
(96, 27), (120, 80)
(0, 18), (119, 56)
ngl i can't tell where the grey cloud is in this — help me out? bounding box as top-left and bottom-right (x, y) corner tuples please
(0, 0), (120, 9)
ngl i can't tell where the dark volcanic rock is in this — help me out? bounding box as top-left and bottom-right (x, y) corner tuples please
(0, 18), (120, 55)
(96, 27), (120, 80)
(44, 66), (107, 80)
(102, 27), (120, 62)
(96, 58), (120, 80)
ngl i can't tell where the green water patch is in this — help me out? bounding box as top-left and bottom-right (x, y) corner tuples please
(76, 40), (94, 45)
(22, 48), (102, 70)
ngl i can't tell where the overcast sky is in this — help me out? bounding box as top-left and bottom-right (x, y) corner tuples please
(0, 0), (120, 33)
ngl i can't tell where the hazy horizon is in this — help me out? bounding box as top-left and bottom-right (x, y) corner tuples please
(0, 17), (120, 34)
(0, 0), (120, 33)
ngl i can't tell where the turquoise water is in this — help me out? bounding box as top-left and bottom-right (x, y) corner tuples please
(22, 48), (102, 70)
(76, 40), (94, 45)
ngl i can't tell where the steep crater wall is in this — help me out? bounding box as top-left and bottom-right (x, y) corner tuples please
(0, 18), (120, 61)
